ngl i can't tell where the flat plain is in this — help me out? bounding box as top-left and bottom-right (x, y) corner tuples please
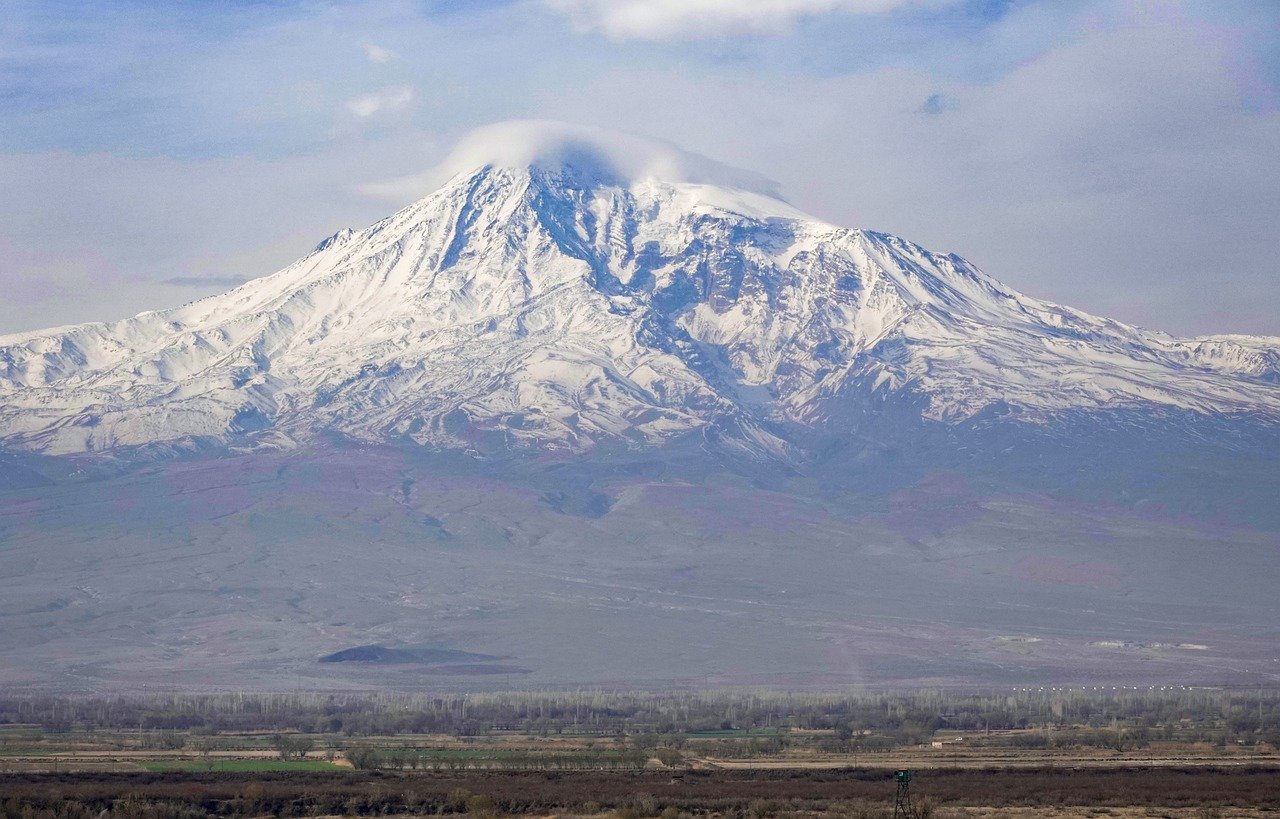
(4, 721), (1280, 817)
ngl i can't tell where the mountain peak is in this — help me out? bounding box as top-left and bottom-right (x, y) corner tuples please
(430, 120), (784, 199)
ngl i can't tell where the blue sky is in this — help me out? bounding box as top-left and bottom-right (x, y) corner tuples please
(2, 0), (1278, 336)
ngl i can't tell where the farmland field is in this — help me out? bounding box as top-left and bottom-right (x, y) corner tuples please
(140, 758), (346, 772)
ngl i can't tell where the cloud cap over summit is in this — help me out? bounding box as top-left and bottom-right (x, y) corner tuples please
(364, 120), (785, 203)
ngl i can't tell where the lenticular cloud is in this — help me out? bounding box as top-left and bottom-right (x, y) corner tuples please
(362, 120), (782, 203)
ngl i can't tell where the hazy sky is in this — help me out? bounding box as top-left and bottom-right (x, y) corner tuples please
(2, 0), (1278, 337)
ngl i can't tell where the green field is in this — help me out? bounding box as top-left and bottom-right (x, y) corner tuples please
(141, 758), (344, 773)
(0, 746), (51, 756)
(407, 748), (642, 759)
(344, 746), (651, 770)
(684, 728), (784, 738)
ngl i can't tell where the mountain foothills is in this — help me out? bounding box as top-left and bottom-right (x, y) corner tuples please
(1, 123), (1278, 690)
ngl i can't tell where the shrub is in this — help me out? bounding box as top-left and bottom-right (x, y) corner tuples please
(465, 794), (496, 817)
(446, 788), (473, 811)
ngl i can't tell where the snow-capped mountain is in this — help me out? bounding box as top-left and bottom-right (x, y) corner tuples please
(2, 122), (1278, 457)
(4, 123), (1280, 692)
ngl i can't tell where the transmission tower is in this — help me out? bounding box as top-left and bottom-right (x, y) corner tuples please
(893, 769), (916, 819)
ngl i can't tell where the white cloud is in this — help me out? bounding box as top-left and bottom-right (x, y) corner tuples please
(363, 42), (395, 63)
(542, 0), (954, 40)
(345, 85), (415, 118)
(373, 119), (782, 198)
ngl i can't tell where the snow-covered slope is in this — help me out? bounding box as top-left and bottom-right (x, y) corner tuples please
(2, 123), (1278, 456)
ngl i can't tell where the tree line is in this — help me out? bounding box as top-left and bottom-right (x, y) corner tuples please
(2, 688), (1277, 748)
